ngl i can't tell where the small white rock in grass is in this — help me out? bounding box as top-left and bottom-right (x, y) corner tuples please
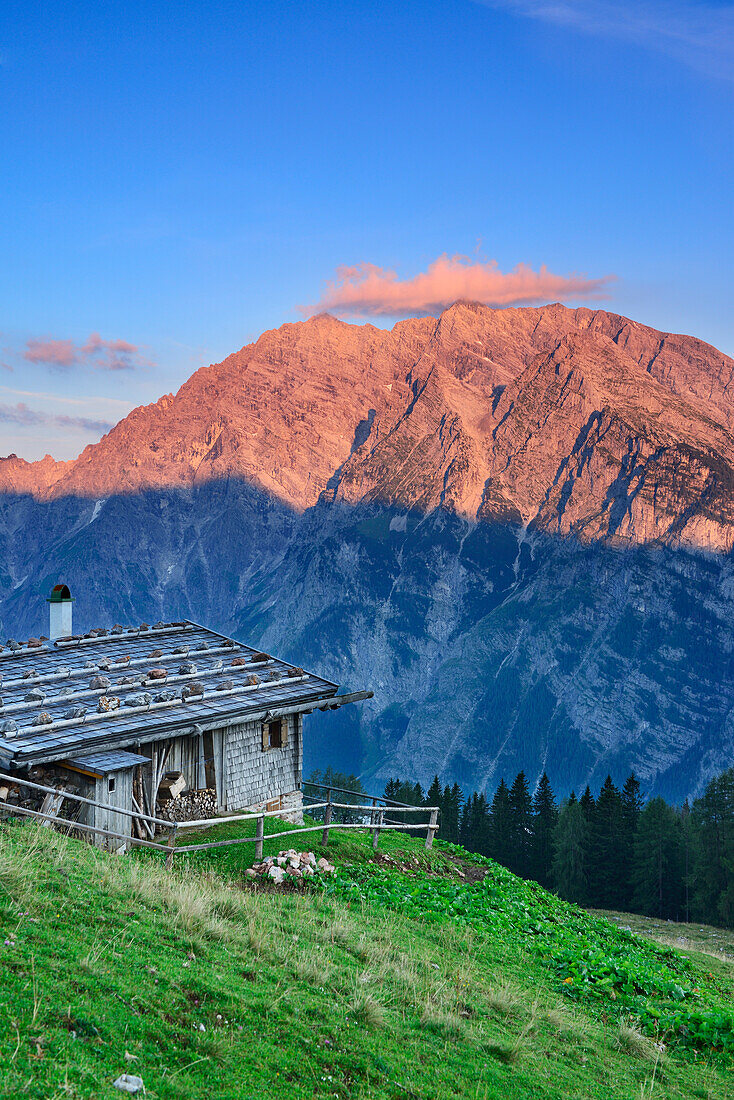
(113, 1075), (144, 1094)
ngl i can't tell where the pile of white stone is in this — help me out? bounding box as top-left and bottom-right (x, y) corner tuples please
(245, 849), (336, 884)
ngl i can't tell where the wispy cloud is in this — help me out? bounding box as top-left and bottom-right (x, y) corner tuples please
(0, 385), (131, 409)
(476, 0), (734, 79)
(0, 402), (113, 434)
(304, 254), (614, 319)
(22, 332), (149, 371)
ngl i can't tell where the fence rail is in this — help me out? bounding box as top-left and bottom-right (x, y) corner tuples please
(0, 773), (440, 862)
(301, 781), (434, 831)
(302, 780), (417, 809)
(0, 771), (171, 828)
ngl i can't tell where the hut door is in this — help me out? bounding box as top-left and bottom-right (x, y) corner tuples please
(202, 729), (216, 790)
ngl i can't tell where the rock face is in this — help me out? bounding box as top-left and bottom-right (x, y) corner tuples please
(7, 301), (734, 551)
(2, 302), (734, 801)
(0, 454), (72, 496)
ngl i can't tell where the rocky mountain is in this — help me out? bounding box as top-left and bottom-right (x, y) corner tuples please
(2, 302), (734, 801)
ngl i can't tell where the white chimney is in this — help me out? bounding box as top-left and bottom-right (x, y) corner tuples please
(47, 584), (74, 640)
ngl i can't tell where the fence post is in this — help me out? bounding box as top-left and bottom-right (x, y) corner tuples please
(425, 809), (438, 850)
(165, 822), (178, 870)
(372, 808), (383, 851)
(321, 789), (332, 846)
(255, 812), (264, 860)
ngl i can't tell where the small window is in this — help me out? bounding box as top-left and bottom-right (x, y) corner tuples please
(108, 777), (116, 794)
(268, 719), (282, 748)
(261, 717), (288, 751)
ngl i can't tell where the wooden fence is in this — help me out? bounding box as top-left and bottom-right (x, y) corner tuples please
(301, 780), (427, 827)
(0, 771), (439, 865)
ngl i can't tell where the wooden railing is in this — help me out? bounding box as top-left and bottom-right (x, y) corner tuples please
(0, 772), (440, 864)
(0, 770), (178, 865)
(301, 780), (426, 826)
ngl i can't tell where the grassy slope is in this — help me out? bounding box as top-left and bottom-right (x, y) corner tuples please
(589, 911), (734, 964)
(0, 818), (730, 1100)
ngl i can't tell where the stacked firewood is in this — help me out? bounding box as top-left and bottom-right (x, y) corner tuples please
(157, 788), (217, 822)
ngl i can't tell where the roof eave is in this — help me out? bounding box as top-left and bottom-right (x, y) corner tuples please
(1, 686), (349, 767)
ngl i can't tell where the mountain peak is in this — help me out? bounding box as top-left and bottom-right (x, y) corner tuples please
(3, 305), (733, 549)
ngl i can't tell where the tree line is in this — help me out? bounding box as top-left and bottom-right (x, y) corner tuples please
(384, 769), (734, 929)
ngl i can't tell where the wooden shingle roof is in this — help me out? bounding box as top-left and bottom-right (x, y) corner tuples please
(0, 620), (340, 767)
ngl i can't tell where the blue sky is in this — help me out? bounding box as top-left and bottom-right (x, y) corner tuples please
(1, 0), (732, 460)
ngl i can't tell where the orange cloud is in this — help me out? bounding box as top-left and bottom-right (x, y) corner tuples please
(24, 338), (76, 367)
(81, 333), (142, 371)
(305, 255), (615, 318)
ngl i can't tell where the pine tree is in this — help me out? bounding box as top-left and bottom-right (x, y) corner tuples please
(489, 780), (512, 864)
(631, 798), (683, 919)
(681, 799), (692, 924)
(449, 783), (463, 844)
(425, 775), (443, 835)
(690, 768), (734, 928)
(441, 783), (462, 844)
(507, 771), (533, 876)
(622, 773), (643, 831)
(580, 786), (595, 819)
(552, 799), (589, 904)
(426, 775), (442, 806)
(531, 772), (558, 887)
(620, 773), (643, 907)
(461, 792), (491, 855)
(384, 779), (399, 802)
(588, 776), (626, 909)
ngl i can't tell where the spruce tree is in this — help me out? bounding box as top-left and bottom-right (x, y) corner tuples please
(507, 771), (533, 876)
(622, 773), (643, 831)
(426, 775), (443, 833)
(426, 775), (442, 806)
(489, 780), (512, 864)
(632, 798), (683, 919)
(681, 799), (692, 924)
(531, 772), (558, 887)
(580, 786), (595, 819)
(620, 773), (643, 907)
(463, 792), (491, 856)
(589, 776), (626, 910)
(459, 799), (472, 849)
(691, 768), (734, 928)
(449, 783), (463, 844)
(552, 799), (589, 904)
(384, 779), (399, 802)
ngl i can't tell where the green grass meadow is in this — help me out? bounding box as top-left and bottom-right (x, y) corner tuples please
(0, 815), (731, 1099)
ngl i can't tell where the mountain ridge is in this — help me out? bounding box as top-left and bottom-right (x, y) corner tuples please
(5, 302), (734, 553)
